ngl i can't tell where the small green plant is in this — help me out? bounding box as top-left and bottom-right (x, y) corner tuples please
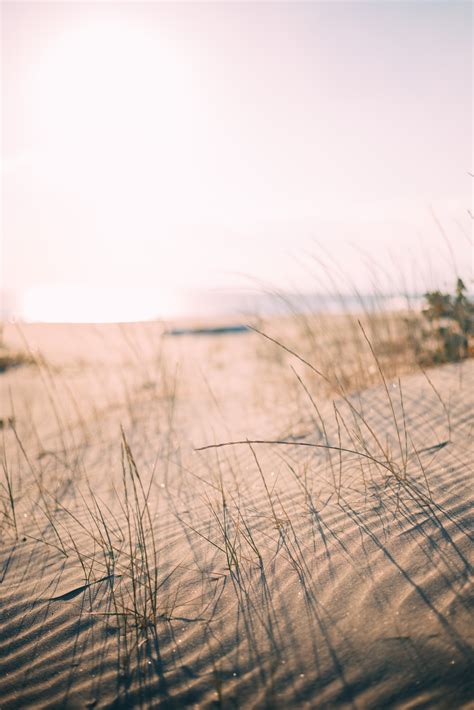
(418, 278), (473, 364)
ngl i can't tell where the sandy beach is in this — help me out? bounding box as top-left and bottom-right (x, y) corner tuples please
(0, 318), (472, 709)
(3, 1), (472, 706)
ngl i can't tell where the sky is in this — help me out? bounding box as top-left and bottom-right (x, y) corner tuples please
(1, 1), (472, 321)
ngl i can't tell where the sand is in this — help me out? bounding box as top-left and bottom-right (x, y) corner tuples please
(0, 320), (472, 709)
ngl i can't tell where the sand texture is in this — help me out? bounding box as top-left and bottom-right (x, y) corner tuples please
(0, 322), (472, 709)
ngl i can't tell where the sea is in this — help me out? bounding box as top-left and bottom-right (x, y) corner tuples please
(1, 287), (424, 324)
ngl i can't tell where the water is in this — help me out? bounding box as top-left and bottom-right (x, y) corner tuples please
(2, 286), (423, 323)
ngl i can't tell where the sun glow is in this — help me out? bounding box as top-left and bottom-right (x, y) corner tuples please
(28, 16), (198, 216)
(22, 286), (181, 323)
(31, 18), (193, 142)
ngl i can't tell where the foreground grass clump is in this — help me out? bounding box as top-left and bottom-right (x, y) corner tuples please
(0, 256), (471, 707)
(0, 307), (472, 708)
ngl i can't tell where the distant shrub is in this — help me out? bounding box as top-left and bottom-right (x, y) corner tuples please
(0, 350), (33, 373)
(416, 278), (474, 364)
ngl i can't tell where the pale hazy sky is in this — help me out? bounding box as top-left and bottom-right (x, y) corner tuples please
(1, 1), (472, 320)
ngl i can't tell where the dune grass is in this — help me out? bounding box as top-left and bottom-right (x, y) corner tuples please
(0, 249), (471, 704)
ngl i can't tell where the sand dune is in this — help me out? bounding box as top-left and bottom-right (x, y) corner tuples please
(0, 322), (472, 708)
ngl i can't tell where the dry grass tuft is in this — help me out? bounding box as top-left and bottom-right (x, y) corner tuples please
(0, 348), (35, 373)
